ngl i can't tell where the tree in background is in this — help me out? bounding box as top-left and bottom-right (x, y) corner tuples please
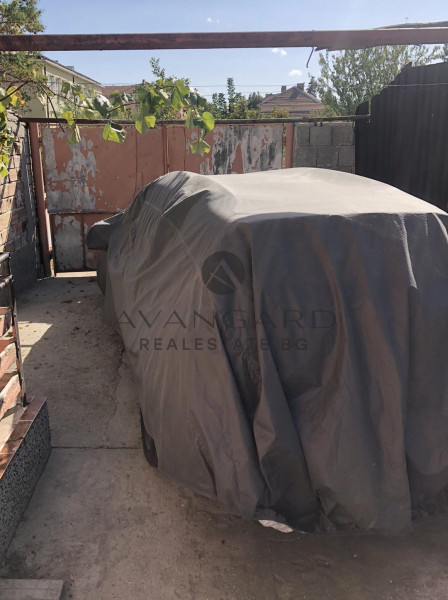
(209, 78), (263, 119)
(0, 10), (214, 181)
(0, 0), (46, 176)
(315, 45), (445, 115)
(247, 91), (263, 110)
(0, 0), (42, 33)
(306, 76), (317, 97)
(0, 0), (44, 96)
(440, 44), (448, 62)
(132, 58), (192, 120)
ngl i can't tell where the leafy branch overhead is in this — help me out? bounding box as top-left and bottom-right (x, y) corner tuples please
(0, 25), (216, 180)
(0, 84), (25, 176)
(61, 75), (215, 155)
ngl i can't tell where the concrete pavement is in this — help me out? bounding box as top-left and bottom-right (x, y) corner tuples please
(1, 274), (447, 599)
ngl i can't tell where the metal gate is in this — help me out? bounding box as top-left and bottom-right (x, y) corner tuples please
(355, 61), (448, 211)
(40, 123), (284, 271)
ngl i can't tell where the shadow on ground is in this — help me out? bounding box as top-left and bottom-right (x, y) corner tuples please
(1, 274), (447, 600)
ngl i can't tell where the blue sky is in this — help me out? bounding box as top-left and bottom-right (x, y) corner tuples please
(39, 0), (446, 98)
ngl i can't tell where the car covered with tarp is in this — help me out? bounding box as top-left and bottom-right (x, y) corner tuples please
(87, 168), (448, 533)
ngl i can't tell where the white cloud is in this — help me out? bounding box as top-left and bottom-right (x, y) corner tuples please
(207, 17), (220, 23)
(271, 48), (287, 56)
(289, 69), (303, 76)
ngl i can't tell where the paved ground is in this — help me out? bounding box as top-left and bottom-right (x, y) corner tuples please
(1, 274), (447, 600)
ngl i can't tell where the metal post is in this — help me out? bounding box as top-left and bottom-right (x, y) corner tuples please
(29, 123), (52, 278)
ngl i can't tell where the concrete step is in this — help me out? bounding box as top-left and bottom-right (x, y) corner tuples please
(0, 579), (64, 599)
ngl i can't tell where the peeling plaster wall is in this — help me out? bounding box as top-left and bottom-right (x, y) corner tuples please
(42, 128), (98, 213)
(196, 125), (283, 175)
(52, 215), (86, 271)
(41, 122), (332, 271)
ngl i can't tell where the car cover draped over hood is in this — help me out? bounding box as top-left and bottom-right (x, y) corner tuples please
(87, 168), (448, 533)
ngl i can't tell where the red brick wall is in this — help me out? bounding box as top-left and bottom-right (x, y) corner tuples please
(0, 138), (30, 255)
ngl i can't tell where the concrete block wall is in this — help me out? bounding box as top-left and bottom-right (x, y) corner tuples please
(0, 113), (42, 292)
(292, 122), (355, 173)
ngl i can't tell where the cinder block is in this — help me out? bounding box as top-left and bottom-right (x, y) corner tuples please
(332, 123), (355, 146)
(295, 123), (312, 147)
(310, 124), (332, 146)
(338, 145), (356, 168)
(317, 146), (338, 168)
(294, 146), (317, 167)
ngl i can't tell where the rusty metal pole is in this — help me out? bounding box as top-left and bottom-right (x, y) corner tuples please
(162, 125), (169, 174)
(0, 28), (448, 51)
(29, 123), (52, 278)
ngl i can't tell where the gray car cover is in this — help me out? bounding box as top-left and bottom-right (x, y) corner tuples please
(87, 168), (448, 533)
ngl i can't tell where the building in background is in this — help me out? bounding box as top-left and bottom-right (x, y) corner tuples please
(259, 83), (324, 117)
(25, 56), (102, 118)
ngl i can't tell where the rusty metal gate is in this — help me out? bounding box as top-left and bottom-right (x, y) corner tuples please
(40, 123), (285, 271)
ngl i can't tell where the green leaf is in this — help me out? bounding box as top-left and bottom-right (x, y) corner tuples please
(201, 112), (215, 132)
(82, 108), (98, 120)
(102, 122), (126, 143)
(135, 86), (150, 103)
(175, 80), (190, 97)
(0, 162), (9, 178)
(91, 95), (112, 118)
(196, 94), (208, 109)
(61, 81), (72, 95)
(9, 92), (21, 107)
(135, 114), (156, 135)
(109, 90), (130, 106)
(68, 126), (81, 145)
(171, 87), (187, 110)
(61, 110), (75, 128)
(185, 109), (194, 129)
(190, 139), (211, 156)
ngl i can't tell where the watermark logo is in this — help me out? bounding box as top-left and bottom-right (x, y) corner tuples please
(202, 251), (245, 295)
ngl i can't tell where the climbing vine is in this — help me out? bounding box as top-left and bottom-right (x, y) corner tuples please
(0, 84), (25, 177)
(0, 75), (215, 180)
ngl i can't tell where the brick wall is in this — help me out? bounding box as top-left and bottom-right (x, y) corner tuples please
(292, 122), (355, 173)
(0, 113), (42, 292)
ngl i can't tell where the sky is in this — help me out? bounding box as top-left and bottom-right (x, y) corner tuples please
(38, 0), (447, 99)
